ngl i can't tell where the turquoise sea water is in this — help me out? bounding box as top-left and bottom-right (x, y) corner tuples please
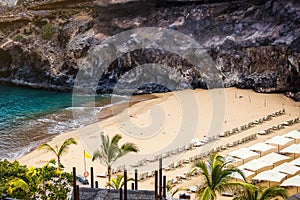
(0, 85), (72, 125)
(0, 85), (111, 159)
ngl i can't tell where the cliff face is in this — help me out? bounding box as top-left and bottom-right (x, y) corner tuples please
(0, 0), (94, 91)
(0, 0), (299, 99)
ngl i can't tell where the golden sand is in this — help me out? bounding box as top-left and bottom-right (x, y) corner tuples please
(17, 88), (300, 199)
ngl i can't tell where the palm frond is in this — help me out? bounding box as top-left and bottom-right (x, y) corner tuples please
(105, 174), (134, 189)
(194, 153), (250, 200)
(259, 186), (288, 200)
(7, 178), (30, 195)
(111, 134), (122, 145)
(47, 158), (56, 166)
(121, 142), (139, 154)
(93, 133), (139, 182)
(198, 187), (215, 200)
(57, 137), (77, 156)
(92, 149), (103, 161)
(194, 160), (211, 182)
(38, 143), (58, 156)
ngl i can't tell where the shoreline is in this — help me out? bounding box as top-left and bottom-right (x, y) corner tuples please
(4, 93), (156, 161)
(16, 87), (300, 196)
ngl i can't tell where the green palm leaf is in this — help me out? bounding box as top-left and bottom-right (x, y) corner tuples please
(194, 153), (247, 200)
(38, 144), (58, 157)
(93, 133), (139, 183)
(233, 183), (288, 200)
(7, 178), (30, 195)
(57, 138), (77, 157)
(105, 174), (134, 189)
(258, 186), (288, 200)
(38, 137), (77, 169)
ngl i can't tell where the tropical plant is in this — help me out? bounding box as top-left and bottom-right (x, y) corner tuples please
(92, 133), (139, 182)
(38, 137), (77, 169)
(106, 174), (134, 189)
(193, 153), (246, 200)
(233, 184), (288, 200)
(0, 159), (73, 199)
(0, 159), (28, 198)
(36, 163), (73, 200)
(6, 178), (30, 198)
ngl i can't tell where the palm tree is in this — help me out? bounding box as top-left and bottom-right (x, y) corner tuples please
(92, 133), (139, 182)
(38, 137), (77, 169)
(106, 174), (134, 189)
(193, 153), (247, 200)
(233, 184), (288, 200)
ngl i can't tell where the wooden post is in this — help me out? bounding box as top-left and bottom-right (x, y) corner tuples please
(119, 187), (123, 200)
(131, 183), (134, 190)
(159, 157), (162, 200)
(95, 181), (99, 188)
(134, 169), (138, 190)
(124, 170), (128, 200)
(91, 167), (94, 188)
(154, 170), (158, 200)
(73, 167), (77, 200)
(76, 185), (80, 200)
(264, 98), (266, 107)
(163, 176), (166, 198)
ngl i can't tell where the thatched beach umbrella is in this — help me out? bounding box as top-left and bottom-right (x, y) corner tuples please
(283, 130), (300, 143)
(259, 152), (290, 166)
(252, 169), (287, 187)
(273, 162), (300, 175)
(281, 175), (300, 193)
(265, 136), (293, 152)
(248, 142), (276, 156)
(280, 143), (300, 158)
(228, 147), (260, 163)
(290, 157), (300, 166)
(231, 168), (255, 180)
(239, 158), (272, 173)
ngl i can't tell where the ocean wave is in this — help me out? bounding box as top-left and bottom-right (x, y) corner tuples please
(0, 100), (126, 159)
(0, 86), (133, 160)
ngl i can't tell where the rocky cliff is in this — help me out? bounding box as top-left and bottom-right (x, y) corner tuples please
(0, 0), (299, 99)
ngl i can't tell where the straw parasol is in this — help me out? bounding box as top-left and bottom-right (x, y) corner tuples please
(259, 152), (290, 165)
(239, 159), (272, 172)
(228, 148), (260, 163)
(280, 144), (300, 158)
(252, 170), (287, 187)
(265, 136), (293, 151)
(248, 142), (276, 155)
(273, 162), (300, 175)
(281, 175), (300, 193)
(283, 130), (300, 143)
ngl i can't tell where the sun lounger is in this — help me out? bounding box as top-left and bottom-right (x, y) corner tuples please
(97, 172), (107, 178)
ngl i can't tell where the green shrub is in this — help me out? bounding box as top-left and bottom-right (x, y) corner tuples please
(13, 34), (23, 41)
(41, 23), (53, 40)
(0, 159), (73, 199)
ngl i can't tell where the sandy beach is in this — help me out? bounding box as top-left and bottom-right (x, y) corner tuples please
(17, 87), (300, 199)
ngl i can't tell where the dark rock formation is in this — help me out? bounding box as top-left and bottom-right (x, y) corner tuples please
(93, 0), (300, 95)
(294, 91), (300, 102)
(0, 0), (299, 96)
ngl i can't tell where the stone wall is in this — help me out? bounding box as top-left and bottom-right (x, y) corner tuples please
(75, 188), (156, 200)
